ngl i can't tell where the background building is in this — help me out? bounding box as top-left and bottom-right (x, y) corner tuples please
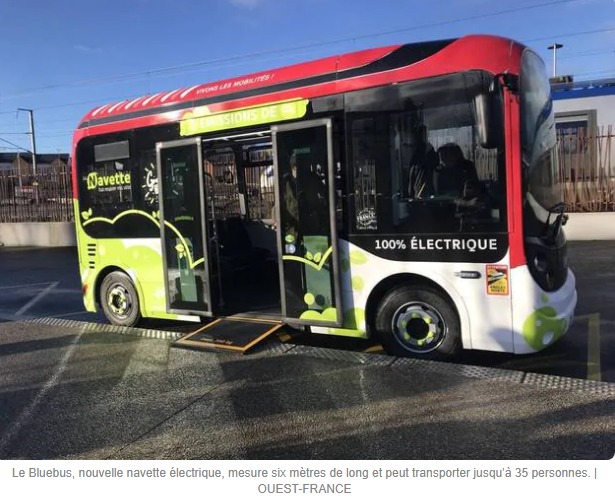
(0, 152), (70, 176)
(552, 78), (615, 213)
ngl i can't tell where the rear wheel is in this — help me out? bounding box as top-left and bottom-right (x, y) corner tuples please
(374, 286), (460, 360)
(100, 271), (142, 327)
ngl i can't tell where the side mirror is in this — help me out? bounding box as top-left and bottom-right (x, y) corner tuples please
(473, 81), (504, 149)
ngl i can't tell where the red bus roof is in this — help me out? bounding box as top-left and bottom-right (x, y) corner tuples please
(78, 44), (401, 126)
(76, 34), (525, 132)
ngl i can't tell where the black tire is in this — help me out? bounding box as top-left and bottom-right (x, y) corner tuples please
(373, 285), (460, 360)
(100, 271), (142, 327)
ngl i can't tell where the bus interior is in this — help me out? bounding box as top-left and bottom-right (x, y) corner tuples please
(198, 131), (281, 318)
(164, 123), (337, 322)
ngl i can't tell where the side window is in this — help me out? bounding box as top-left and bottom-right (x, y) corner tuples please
(332, 123), (346, 236)
(78, 139), (134, 222)
(77, 126), (177, 238)
(137, 149), (159, 214)
(84, 159), (133, 206)
(346, 72), (506, 235)
(350, 118), (379, 230)
(133, 124), (179, 220)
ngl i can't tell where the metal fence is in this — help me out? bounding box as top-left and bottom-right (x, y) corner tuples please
(0, 170), (74, 223)
(1, 129), (614, 225)
(557, 126), (614, 212)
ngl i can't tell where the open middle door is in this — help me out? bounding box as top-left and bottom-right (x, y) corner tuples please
(273, 119), (342, 327)
(157, 137), (214, 316)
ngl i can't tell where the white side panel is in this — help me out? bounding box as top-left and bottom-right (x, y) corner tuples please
(310, 240), (514, 352)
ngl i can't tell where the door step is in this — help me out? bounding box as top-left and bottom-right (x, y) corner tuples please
(173, 316), (284, 353)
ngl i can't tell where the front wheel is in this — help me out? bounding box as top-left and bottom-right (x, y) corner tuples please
(374, 286), (460, 360)
(100, 271), (142, 327)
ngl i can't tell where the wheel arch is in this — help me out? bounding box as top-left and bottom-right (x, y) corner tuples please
(364, 272), (472, 350)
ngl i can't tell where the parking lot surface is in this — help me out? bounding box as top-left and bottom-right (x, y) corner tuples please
(0, 244), (613, 459)
(0, 243), (613, 382)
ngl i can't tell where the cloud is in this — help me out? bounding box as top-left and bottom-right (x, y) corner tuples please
(74, 44), (103, 54)
(228, 0), (263, 9)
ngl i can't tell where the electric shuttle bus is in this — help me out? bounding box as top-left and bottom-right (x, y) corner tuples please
(72, 34), (577, 360)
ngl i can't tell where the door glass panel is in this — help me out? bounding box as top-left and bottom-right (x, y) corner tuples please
(158, 142), (211, 313)
(275, 124), (340, 324)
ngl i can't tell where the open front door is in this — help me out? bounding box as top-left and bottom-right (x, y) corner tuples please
(157, 138), (213, 316)
(273, 119), (342, 327)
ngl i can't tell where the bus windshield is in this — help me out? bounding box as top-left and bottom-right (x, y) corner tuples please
(520, 50), (569, 292)
(520, 50), (563, 235)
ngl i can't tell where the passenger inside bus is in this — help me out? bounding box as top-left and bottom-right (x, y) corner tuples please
(434, 143), (490, 226)
(401, 141), (486, 232)
(299, 167), (328, 236)
(405, 126), (439, 199)
(281, 154), (300, 250)
(281, 153), (328, 251)
(433, 143), (479, 198)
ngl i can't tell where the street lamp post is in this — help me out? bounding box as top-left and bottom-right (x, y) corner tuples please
(17, 108), (37, 175)
(548, 43), (564, 77)
(17, 108), (38, 204)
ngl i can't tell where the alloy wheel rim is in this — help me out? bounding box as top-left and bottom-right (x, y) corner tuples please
(391, 301), (446, 353)
(107, 284), (132, 317)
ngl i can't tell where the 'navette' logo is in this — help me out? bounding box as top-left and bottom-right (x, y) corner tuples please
(87, 172), (131, 190)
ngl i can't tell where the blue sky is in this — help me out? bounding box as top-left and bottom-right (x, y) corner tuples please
(0, 0), (613, 154)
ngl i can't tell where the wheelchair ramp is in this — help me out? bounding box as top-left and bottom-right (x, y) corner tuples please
(174, 317), (284, 353)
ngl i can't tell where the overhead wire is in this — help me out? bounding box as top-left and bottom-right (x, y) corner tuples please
(0, 0), (595, 100)
(1, 0), (612, 150)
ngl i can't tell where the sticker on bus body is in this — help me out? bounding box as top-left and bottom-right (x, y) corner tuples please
(486, 265), (509, 296)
